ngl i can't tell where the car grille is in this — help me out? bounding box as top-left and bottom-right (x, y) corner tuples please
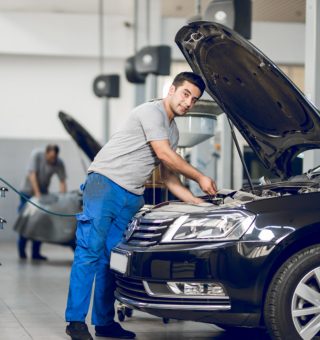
(125, 218), (173, 246)
(115, 275), (230, 306)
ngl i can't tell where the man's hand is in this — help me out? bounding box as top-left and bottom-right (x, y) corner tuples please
(198, 175), (217, 196)
(60, 180), (67, 193)
(189, 196), (205, 204)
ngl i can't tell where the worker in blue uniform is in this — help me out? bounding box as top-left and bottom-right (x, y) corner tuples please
(65, 72), (217, 340)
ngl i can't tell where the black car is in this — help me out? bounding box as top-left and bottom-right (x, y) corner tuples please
(110, 22), (320, 340)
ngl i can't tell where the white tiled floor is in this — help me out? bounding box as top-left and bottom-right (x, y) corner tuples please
(0, 242), (270, 340)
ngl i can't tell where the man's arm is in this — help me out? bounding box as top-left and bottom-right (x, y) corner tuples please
(160, 165), (203, 204)
(28, 171), (41, 198)
(57, 160), (67, 193)
(59, 180), (67, 193)
(150, 140), (217, 195)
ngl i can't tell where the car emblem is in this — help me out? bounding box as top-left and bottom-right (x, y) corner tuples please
(125, 218), (138, 241)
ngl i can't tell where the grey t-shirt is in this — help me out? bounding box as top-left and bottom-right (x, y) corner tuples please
(22, 149), (66, 195)
(88, 100), (179, 195)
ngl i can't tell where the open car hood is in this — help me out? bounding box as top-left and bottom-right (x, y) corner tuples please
(58, 111), (101, 161)
(175, 22), (320, 178)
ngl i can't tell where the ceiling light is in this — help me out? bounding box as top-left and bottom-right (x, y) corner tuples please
(204, 0), (235, 28)
(214, 10), (227, 22)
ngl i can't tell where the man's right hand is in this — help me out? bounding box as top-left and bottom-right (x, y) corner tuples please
(29, 172), (42, 199)
(198, 175), (217, 196)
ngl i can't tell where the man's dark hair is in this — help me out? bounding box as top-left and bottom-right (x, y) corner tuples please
(172, 72), (206, 96)
(46, 144), (60, 155)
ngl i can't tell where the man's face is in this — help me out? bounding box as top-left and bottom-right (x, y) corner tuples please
(168, 80), (201, 117)
(46, 150), (58, 165)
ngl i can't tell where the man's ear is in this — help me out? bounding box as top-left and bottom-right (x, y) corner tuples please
(168, 85), (176, 96)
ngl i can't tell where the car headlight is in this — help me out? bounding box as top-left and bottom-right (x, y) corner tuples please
(161, 210), (255, 243)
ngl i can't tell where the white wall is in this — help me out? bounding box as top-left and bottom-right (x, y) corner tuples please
(0, 55), (134, 141)
(0, 12), (135, 141)
(251, 22), (305, 65)
(0, 12), (133, 58)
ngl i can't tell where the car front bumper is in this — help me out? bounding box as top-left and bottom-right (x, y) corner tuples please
(111, 240), (277, 326)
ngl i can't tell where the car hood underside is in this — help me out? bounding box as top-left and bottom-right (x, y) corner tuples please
(175, 22), (320, 178)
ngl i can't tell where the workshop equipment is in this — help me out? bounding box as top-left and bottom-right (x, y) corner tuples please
(13, 192), (80, 248)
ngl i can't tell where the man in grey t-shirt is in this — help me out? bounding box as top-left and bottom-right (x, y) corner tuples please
(65, 72), (217, 340)
(87, 99), (179, 195)
(18, 144), (67, 260)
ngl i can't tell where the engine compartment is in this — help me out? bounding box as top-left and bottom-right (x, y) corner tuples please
(201, 178), (320, 209)
(144, 174), (320, 216)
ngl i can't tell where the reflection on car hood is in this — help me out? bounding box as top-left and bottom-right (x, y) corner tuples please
(175, 22), (320, 178)
(58, 111), (101, 161)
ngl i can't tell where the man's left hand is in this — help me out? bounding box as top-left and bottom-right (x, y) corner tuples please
(189, 197), (205, 204)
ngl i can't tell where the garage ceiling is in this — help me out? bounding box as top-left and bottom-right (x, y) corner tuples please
(0, 0), (306, 23)
(163, 0), (306, 23)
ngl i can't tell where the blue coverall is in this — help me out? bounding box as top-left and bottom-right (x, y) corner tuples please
(65, 172), (144, 325)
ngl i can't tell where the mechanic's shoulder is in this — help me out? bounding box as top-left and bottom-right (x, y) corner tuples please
(134, 100), (162, 116)
(56, 157), (65, 166)
(31, 148), (45, 159)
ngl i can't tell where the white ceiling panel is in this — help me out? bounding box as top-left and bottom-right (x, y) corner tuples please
(0, 0), (133, 15)
(0, 0), (306, 23)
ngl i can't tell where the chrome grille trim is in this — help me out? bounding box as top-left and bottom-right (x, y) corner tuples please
(115, 293), (231, 311)
(127, 240), (158, 246)
(135, 225), (168, 231)
(132, 232), (162, 239)
(125, 217), (174, 246)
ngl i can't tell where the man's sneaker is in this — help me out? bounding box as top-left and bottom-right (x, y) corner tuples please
(66, 322), (93, 340)
(95, 321), (136, 339)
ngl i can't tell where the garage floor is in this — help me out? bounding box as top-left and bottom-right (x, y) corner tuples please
(0, 242), (271, 340)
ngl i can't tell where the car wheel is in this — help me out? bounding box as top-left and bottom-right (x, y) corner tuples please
(264, 245), (320, 340)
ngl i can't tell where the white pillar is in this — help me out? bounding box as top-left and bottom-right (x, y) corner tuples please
(134, 0), (162, 104)
(303, 0), (320, 171)
(145, 0), (161, 101)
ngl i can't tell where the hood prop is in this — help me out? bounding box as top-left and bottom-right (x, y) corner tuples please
(226, 117), (254, 192)
(212, 75), (254, 192)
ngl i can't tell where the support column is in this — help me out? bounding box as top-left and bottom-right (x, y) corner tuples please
(134, 0), (147, 106)
(102, 98), (110, 143)
(303, 0), (320, 171)
(134, 0), (162, 104)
